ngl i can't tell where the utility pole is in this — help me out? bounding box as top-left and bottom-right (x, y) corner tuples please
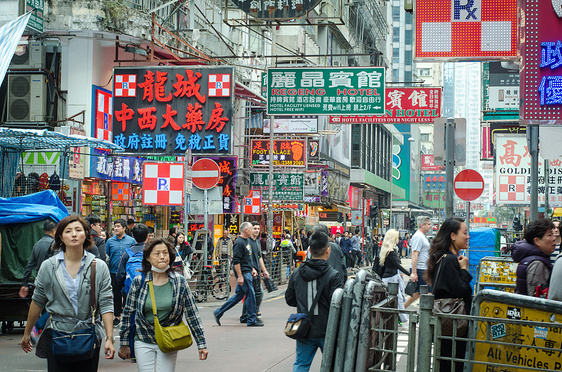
(529, 125), (539, 221)
(266, 26), (276, 252)
(445, 118), (455, 219)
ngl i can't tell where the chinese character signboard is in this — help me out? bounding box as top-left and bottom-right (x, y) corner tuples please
(486, 62), (519, 110)
(68, 127), (85, 180)
(263, 116), (318, 134)
(267, 67), (385, 115)
(90, 149), (143, 184)
(250, 139), (306, 167)
(329, 87), (441, 124)
(495, 134), (562, 205)
(112, 67), (233, 155)
(230, 0), (321, 20)
(26, 0), (44, 33)
(415, 0), (517, 60)
(520, 1), (562, 124)
(93, 86), (112, 142)
(250, 173), (304, 201)
(481, 122), (524, 160)
(194, 156), (237, 213)
(423, 173), (446, 209)
(421, 155), (445, 171)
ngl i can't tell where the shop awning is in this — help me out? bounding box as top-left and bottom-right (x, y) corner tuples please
(0, 12), (32, 86)
(235, 82), (266, 105)
(0, 128), (125, 152)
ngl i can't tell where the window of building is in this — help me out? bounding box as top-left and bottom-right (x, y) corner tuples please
(393, 27), (400, 42)
(405, 29), (412, 44)
(392, 69), (400, 82)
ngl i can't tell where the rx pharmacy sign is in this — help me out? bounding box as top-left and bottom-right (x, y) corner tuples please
(267, 67), (385, 115)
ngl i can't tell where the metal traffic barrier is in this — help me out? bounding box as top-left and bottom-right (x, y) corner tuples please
(333, 277), (356, 372)
(474, 256), (517, 294)
(322, 269), (393, 372)
(320, 288), (344, 372)
(344, 270), (369, 372)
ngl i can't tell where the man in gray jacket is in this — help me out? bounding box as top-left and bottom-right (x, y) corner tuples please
(19, 219), (57, 298)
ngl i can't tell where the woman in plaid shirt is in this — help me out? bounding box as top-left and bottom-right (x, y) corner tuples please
(118, 238), (208, 371)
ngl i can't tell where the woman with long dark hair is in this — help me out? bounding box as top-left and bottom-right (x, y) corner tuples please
(425, 218), (471, 372)
(21, 215), (115, 371)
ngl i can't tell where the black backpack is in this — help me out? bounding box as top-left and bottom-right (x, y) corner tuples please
(27, 172), (40, 194)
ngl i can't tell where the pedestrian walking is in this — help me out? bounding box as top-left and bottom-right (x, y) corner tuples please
(311, 224), (347, 285)
(106, 218), (136, 325)
(405, 216), (432, 308)
(285, 231), (344, 371)
(511, 218), (556, 296)
(378, 229), (409, 323)
(240, 221), (270, 323)
(21, 215), (115, 371)
(118, 238), (208, 370)
(425, 218), (472, 372)
(214, 222), (263, 327)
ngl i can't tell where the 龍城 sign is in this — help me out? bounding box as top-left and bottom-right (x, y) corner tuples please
(267, 67), (385, 115)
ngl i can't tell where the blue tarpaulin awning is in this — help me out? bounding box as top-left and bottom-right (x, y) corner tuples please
(0, 128), (124, 152)
(0, 190), (69, 225)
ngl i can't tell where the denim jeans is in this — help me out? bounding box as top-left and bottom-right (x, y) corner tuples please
(241, 275), (263, 321)
(293, 338), (325, 372)
(215, 271), (257, 324)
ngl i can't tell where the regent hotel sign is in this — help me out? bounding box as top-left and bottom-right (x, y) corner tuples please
(267, 67), (385, 116)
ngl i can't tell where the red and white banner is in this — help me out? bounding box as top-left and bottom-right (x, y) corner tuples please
(495, 135), (562, 206)
(329, 87), (441, 124)
(236, 190), (261, 215)
(142, 163), (184, 205)
(94, 87), (112, 142)
(415, 0), (517, 59)
(421, 155), (445, 171)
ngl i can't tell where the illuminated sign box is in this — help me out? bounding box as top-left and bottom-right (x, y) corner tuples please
(112, 66), (233, 155)
(520, 0), (562, 124)
(267, 67), (385, 116)
(250, 139), (306, 167)
(415, 0), (518, 60)
(329, 87), (441, 124)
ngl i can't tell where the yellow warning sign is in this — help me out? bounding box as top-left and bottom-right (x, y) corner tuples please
(473, 301), (562, 371)
(478, 259), (517, 285)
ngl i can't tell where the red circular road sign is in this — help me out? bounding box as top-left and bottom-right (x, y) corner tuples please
(454, 169), (484, 201)
(192, 158), (220, 190)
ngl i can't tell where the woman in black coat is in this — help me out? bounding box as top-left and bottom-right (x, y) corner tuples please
(425, 218), (472, 372)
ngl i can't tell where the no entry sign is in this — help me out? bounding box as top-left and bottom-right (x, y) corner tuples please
(192, 158), (220, 190)
(454, 169), (484, 201)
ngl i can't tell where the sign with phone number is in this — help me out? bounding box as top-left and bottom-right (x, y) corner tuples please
(250, 139), (306, 167)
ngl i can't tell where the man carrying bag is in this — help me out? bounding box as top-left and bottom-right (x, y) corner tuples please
(285, 231), (343, 371)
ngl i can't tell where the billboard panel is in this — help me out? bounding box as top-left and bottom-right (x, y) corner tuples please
(520, 0), (562, 124)
(415, 0), (517, 60)
(267, 67), (385, 115)
(329, 87), (441, 124)
(112, 66), (233, 155)
(495, 134), (562, 206)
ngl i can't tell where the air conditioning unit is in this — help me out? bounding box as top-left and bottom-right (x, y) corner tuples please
(7, 74), (47, 122)
(10, 41), (45, 69)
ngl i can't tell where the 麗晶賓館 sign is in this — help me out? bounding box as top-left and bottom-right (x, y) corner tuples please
(267, 67), (385, 116)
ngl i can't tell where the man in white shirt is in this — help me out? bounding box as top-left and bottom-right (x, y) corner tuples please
(405, 216), (431, 308)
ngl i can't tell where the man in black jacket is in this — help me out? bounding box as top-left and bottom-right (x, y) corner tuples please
(285, 231), (344, 371)
(214, 222), (263, 327)
(19, 219), (57, 298)
(85, 214), (107, 261)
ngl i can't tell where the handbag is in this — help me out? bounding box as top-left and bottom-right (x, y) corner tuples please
(431, 254), (468, 337)
(263, 277), (278, 293)
(284, 279), (326, 340)
(51, 260), (98, 363)
(148, 280), (193, 353)
(405, 279), (418, 297)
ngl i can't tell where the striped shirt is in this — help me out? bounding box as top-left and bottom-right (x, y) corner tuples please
(119, 270), (207, 349)
(550, 244), (561, 265)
